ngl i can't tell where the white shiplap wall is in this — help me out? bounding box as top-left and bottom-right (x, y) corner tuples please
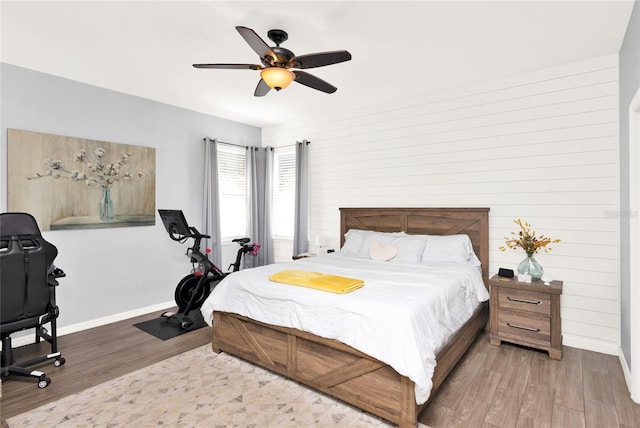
(263, 54), (620, 355)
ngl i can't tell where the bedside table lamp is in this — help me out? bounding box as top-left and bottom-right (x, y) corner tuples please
(315, 234), (325, 255)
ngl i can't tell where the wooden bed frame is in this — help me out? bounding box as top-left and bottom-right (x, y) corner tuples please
(212, 207), (490, 427)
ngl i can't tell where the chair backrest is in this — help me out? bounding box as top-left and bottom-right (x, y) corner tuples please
(0, 212), (57, 324)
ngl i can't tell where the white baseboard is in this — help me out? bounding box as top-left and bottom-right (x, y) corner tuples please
(562, 334), (619, 356)
(618, 348), (638, 403)
(9, 300), (175, 349)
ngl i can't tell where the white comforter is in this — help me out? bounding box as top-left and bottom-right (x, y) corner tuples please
(200, 253), (489, 404)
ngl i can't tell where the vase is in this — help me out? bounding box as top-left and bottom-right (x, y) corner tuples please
(518, 254), (543, 281)
(99, 187), (114, 221)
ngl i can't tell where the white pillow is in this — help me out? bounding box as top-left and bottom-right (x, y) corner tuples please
(421, 234), (481, 266)
(340, 229), (368, 256)
(389, 235), (428, 264)
(341, 229), (405, 258)
(369, 241), (399, 262)
(359, 231), (400, 257)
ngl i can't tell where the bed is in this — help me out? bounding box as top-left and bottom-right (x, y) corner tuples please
(202, 207), (490, 428)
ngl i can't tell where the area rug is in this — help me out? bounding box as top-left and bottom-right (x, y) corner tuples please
(6, 345), (430, 427)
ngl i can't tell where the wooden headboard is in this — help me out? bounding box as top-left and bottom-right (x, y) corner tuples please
(340, 207), (490, 286)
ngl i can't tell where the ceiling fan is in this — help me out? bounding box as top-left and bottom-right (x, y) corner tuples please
(193, 26), (352, 97)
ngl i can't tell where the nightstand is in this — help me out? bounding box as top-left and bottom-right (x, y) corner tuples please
(489, 275), (563, 359)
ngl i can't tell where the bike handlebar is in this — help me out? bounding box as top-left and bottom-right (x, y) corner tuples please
(168, 224), (210, 242)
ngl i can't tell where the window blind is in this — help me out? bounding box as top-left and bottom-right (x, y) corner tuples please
(217, 144), (247, 240)
(272, 147), (296, 239)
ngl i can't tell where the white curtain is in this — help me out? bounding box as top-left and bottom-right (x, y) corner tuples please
(202, 137), (222, 268)
(246, 146), (274, 267)
(293, 140), (310, 256)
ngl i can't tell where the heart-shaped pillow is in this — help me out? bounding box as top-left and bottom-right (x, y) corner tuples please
(369, 240), (399, 262)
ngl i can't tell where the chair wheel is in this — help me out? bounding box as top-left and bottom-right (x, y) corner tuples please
(180, 321), (192, 329)
(38, 377), (51, 388)
(54, 357), (66, 367)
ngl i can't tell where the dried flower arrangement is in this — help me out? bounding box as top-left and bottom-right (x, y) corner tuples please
(499, 219), (560, 257)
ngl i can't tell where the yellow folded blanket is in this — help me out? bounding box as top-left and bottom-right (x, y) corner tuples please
(268, 270), (364, 294)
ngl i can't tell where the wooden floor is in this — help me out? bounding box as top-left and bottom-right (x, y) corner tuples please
(1, 310), (639, 427)
(421, 333), (640, 428)
(0, 308), (210, 421)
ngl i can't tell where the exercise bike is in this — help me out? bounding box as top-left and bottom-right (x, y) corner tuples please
(158, 209), (259, 328)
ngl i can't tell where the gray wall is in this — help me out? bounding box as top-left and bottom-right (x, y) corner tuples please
(0, 63), (261, 330)
(620, 0), (640, 366)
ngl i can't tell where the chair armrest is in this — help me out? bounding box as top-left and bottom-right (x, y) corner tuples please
(48, 267), (66, 286)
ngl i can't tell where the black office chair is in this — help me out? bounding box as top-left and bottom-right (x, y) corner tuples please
(0, 212), (66, 388)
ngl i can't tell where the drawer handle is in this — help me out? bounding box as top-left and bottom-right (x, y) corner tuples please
(507, 296), (542, 305)
(507, 322), (540, 332)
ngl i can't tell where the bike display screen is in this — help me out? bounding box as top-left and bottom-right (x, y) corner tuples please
(158, 209), (191, 237)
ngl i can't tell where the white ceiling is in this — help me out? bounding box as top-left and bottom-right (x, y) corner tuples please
(1, 1), (635, 128)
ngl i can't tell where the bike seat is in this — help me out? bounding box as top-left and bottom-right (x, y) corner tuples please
(232, 237), (251, 245)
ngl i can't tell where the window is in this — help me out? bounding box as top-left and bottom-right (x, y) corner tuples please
(272, 147), (296, 238)
(217, 144), (247, 241)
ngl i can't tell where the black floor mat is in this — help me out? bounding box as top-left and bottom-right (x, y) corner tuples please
(133, 310), (207, 340)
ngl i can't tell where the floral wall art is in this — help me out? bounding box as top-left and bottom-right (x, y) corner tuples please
(7, 129), (156, 231)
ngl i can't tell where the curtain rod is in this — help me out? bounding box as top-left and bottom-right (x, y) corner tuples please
(203, 138), (248, 149)
(274, 140), (311, 149)
(204, 138), (310, 149)
(217, 141), (273, 151)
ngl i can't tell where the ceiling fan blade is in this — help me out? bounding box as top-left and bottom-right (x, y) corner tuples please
(293, 70), (337, 94)
(193, 63), (263, 70)
(254, 79), (271, 97)
(236, 26), (277, 63)
(289, 50), (352, 69)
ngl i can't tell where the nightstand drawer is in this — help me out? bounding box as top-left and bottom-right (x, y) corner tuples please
(497, 309), (550, 346)
(498, 287), (551, 315)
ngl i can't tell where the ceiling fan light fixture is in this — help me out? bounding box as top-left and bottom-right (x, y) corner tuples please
(260, 68), (295, 91)
(193, 26), (351, 96)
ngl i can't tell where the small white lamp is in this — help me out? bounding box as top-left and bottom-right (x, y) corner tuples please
(315, 234), (324, 255)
